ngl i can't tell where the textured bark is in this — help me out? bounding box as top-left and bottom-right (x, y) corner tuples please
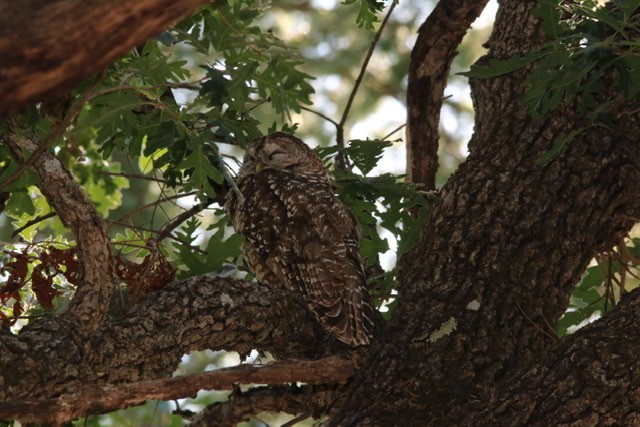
(0, 277), (346, 402)
(1, 357), (353, 424)
(466, 289), (640, 425)
(331, 1), (640, 425)
(4, 130), (117, 334)
(0, 0), (208, 116)
(406, 0), (489, 189)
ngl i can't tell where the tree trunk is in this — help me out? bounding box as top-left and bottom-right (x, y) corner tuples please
(332, 0), (640, 424)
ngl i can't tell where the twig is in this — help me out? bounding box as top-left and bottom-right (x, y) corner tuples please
(300, 105), (340, 128)
(382, 123), (407, 141)
(89, 80), (203, 99)
(116, 191), (199, 223)
(337, 2), (397, 136)
(335, 2), (397, 170)
(11, 212), (57, 238)
(100, 171), (167, 183)
(107, 220), (207, 255)
(156, 198), (213, 242)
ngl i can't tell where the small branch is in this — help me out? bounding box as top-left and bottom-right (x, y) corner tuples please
(382, 123), (407, 141)
(192, 384), (334, 427)
(115, 191), (199, 223)
(89, 80), (203, 100)
(11, 212), (57, 238)
(100, 171), (167, 182)
(406, 0), (489, 189)
(0, 357), (356, 424)
(300, 105), (339, 128)
(335, 2), (397, 170)
(3, 130), (117, 335)
(156, 198), (213, 242)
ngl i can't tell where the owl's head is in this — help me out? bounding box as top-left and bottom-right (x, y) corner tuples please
(239, 132), (325, 176)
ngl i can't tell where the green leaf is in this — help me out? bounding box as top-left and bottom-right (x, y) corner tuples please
(341, 0), (384, 29)
(537, 127), (586, 164)
(206, 233), (244, 272)
(616, 0), (640, 18)
(0, 167), (40, 192)
(5, 191), (35, 217)
(177, 140), (224, 196)
(344, 139), (393, 175)
(532, 0), (562, 38)
(462, 49), (551, 79)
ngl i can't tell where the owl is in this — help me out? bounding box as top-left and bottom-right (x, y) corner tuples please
(225, 132), (374, 346)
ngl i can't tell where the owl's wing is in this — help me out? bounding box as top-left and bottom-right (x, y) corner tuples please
(268, 180), (374, 346)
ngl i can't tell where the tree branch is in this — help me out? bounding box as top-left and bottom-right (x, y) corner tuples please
(192, 384), (335, 427)
(3, 130), (117, 335)
(406, 0), (489, 189)
(0, 357), (354, 424)
(0, 276), (354, 400)
(466, 288), (640, 425)
(0, 0), (209, 116)
(335, 1), (396, 170)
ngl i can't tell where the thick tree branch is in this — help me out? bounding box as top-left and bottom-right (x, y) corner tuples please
(0, 276), (353, 400)
(406, 0), (489, 189)
(3, 130), (117, 335)
(0, 0), (209, 116)
(0, 357), (354, 424)
(467, 288), (640, 425)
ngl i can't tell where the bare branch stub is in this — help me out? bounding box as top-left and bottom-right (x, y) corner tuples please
(406, 0), (490, 190)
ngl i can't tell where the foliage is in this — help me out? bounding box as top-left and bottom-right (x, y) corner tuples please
(464, 0), (640, 158)
(557, 238), (640, 337)
(0, 0), (434, 330)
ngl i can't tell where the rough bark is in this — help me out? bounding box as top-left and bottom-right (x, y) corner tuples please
(332, 1), (640, 425)
(466, 288), (640, 425)
(406, 0), (489, 189)
(0, 276), (348, 401)
(0, 0), (209, 116)
(4, 130), (118, 334)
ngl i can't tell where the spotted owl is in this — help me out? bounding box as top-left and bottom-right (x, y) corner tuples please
(225, 132), (374, 346)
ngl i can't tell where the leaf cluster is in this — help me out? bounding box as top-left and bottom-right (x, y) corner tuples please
(557, 238), (640, 336)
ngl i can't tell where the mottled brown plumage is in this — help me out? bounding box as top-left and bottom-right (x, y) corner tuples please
(225, 132), (374, 346)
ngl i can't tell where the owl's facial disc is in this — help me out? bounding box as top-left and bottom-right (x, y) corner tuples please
(258, 141), (301, 170)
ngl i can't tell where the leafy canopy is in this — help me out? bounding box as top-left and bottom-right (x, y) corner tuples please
(0, 0), (427, 327)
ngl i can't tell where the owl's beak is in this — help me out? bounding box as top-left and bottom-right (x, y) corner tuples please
(255, 161), (264, 172)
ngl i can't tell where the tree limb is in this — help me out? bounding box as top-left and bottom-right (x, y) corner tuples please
(0, 0), (210, 116)
(3, 130), (117, 335)
(0, 276), (353, 400)
(466, 288), (640, 425)
(406, 0), (489, 189)
(0, 357), (354, 424)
